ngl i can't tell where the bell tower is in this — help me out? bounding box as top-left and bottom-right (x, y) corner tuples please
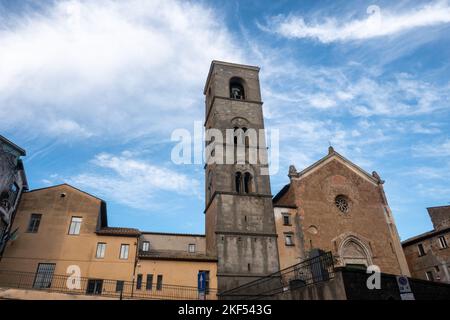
(203, 61), (280, 292)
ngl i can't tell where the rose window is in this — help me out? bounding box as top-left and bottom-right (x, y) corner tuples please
(335, 195), (349, 213)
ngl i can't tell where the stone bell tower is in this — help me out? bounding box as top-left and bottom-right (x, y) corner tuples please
(203, 61), (280, 293)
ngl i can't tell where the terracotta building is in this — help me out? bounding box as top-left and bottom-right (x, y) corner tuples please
(272, 146), (410, 276)
(402, 205), (450, 283)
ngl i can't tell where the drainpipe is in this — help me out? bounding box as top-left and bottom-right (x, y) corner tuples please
(131, 234), (140, 299)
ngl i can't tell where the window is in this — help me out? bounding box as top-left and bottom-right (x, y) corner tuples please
(207, 170), (213, 201)
(0, 221), (6, 239)
(136, 274), (143, 290)
(33, 263), (55, 289)
(86, 279), (103, 295)
(142, 241), (150, 252)
(282, 214), (290, 226)
(418, 243), (426, 256)
(9, 183), (19, 205)
(68, 216), (82, 235)
(434, 265), (440, 273)
(120, 244), (129, 260)
(27, 214), (42, 233)
(199, 271), (210, 294)
(156, 275), (163, 290)
(438, 236), (448, 249)
(229, 77), (245, 100)
(235, 172), (242, 193)
(335, 195), (349, 213)
(96, 243), (106, 259)
(243, 172), (252, 193)
(146, 274), (153, 290)
(425, 271), (434, 282)
(115, 280), (124, 293)
(285, 234), (294, 246)
(188, 244), (196, 253)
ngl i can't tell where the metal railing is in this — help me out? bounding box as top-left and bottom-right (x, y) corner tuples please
(218, 251), (335, 300)
(0, 270), (217, 300)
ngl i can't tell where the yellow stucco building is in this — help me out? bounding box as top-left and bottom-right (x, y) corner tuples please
(0, 184), (217, 299)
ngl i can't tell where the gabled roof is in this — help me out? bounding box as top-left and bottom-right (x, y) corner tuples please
(27, 183), (105, 202)
(290, 147), (380, 186)
(142, 231), (205, 237)
(26, 183), (108, 227)
(0, 135), (26, 156)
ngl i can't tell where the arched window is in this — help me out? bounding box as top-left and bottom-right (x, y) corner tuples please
(229, 77), (245, 100)
(244, 172), (252, 193)
(235, 172), (242, 193)
(207, 171), (213, 201)
(339, 236), (373, 268)
(233, 127), (248, 145)
(233, 127), (239, 145)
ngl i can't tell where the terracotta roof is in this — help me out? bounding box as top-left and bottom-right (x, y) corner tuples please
(139, 250), (217, 262)
(402, 227), (450, 246)
(96, 227), (141, 237)
(141, 231), (205, 237)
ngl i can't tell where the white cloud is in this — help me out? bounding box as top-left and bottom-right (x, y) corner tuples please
(47, 119), (93, 138)
(412, 139), (450, 157)
(308, 94), (336, 109)
(268, 64), (448, 117)
(0, 0), (242, 141)
(68, 151), (201, 210)
(261, 1), (450, 43)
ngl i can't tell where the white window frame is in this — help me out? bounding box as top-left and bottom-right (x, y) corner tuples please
(438, 236), (448, 249)
(282, 213), (290, 225)
(68, 216), (82, 235)
(188, 244), (196, 253)
(96, 243), (106, 259)
(417, 243), (425, 256)
(142, 241), (150, 252)
(120, 244), (129, 260)
(285, 234), (293, 246)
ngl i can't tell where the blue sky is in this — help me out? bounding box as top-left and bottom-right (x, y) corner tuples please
(1, 0), (449, 240)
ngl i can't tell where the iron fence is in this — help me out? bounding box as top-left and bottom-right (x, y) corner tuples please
(218, 251), (335, 299)
(0, 270), (217, 300)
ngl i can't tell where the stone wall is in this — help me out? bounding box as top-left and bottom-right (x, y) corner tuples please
(403, 230), (450, 283)
(428, 206), (450, 231)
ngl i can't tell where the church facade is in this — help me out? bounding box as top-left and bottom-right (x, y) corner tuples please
(272, 147), (410, 275)
(0, 60), (411, 298)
